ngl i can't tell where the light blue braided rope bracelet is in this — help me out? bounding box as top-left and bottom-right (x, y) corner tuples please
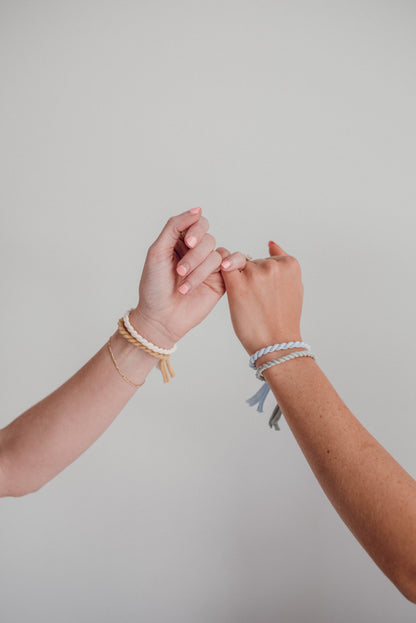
(247, 342), (315, 431)
(249, 341), (311, 369)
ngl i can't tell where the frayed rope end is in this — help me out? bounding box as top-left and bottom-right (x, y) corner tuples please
(246, 382), (271, 412)
(247, 382), (283, 431)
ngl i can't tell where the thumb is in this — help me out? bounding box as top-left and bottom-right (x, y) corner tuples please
(268, 240), (289, 257)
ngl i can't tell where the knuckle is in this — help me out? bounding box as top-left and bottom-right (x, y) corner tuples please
(216, 246), (230, 258)
(289, 256), (302, 272)
(147, 242), (157, 256)
(211, 250), (222, 264)
(264, 258), (278, 272)
(199, 216), (209, 230)
(233, 253), (245, 269)
(147, 242), (163, 260)
(205, 232), (216, 248)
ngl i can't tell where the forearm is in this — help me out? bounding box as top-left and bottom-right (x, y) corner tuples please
(261, 352), (416, 602)
(0, 330), (158, 497)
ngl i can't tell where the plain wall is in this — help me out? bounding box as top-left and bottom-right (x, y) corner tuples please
(1, 1), (416, 621)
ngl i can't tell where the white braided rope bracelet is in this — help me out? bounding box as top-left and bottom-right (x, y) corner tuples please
(256, 350), (316, 381)
(123, 309), (178, 356)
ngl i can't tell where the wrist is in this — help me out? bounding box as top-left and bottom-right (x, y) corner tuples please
(129, 307), (178, 350)
(247, 334), (304, 366)
(110, 329), (158, 382)
(255, 346), (306, 369)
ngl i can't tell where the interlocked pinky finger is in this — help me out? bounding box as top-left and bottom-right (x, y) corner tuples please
(220, 251), (248, 272)
(177, 250), (223, 295)
(213, 247), (231, 271)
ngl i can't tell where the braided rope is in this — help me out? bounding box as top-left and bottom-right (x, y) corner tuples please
(123, 309), (177, 355)
(118, 318), (169, 358)
(249, 341), (311, 368)
(256, 350), (316, 381)
(117, 318), (175, 383)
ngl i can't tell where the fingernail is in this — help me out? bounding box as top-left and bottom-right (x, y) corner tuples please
(178, 282), (191, 295)
(189, 207), (200, 214)
(221, 260), (231, 269)
(269, 240), (277, 246)
(186, 236), (197, 248)
(177, 263), (188, 276)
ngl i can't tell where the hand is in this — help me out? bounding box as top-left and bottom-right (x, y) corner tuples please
(220, 241), (304, 355)
(129, 208), (229, 347)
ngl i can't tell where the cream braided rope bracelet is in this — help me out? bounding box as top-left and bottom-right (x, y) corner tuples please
(117, 318), (175, 383)
(123, 309), (177, 355)
(107, 311), (176, 387)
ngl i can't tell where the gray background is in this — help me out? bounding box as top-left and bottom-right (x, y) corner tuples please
(1, 1), (416, 621)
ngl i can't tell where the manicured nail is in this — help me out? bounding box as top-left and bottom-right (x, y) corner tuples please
(186, 236), (197, 248)
(178, 282), (190, 295)
(177, 263), (188, 276)
(269, 240), (277, 246)
(221, 260), (231, 269)
(189, 207), (200, 214)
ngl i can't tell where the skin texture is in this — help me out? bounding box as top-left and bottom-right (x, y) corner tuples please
(0, 208), (229, 498)
(220, 241), (416, 603)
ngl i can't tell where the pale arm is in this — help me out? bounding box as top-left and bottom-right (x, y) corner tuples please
(0, 207), (229, 498)
(0, 330), (157, 497)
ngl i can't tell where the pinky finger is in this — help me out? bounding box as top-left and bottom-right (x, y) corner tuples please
(220, 251), (247, 272)
(213, 246), (231, 271)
